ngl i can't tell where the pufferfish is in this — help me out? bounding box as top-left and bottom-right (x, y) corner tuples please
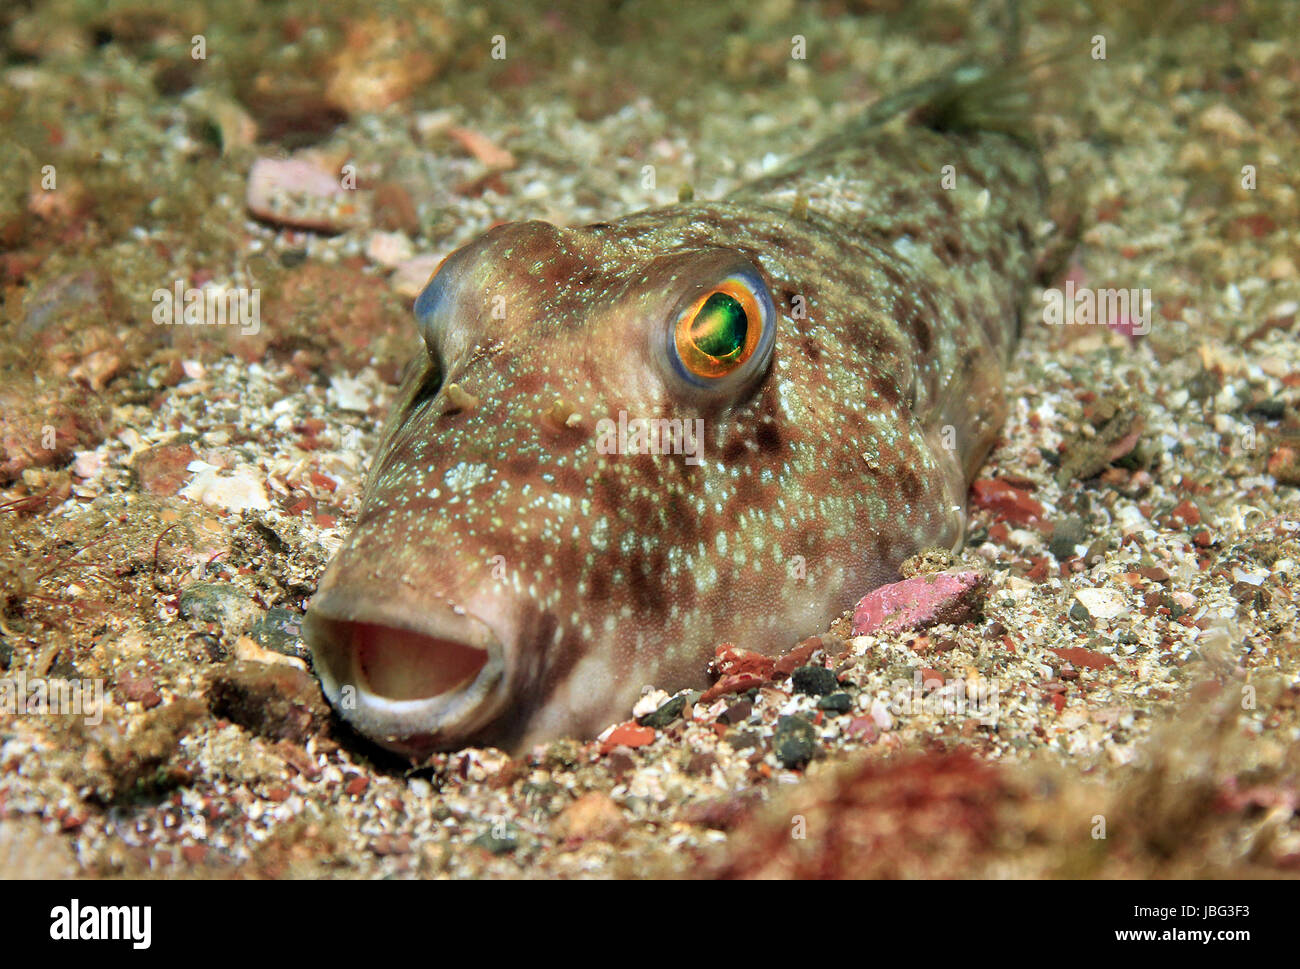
(304, 61), (1052, 758)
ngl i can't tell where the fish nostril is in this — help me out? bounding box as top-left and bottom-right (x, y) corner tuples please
(345, 622), (488, 701)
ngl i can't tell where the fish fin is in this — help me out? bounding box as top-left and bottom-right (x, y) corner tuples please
(910, 62), (1036, 141)
(836, 38), (1077, 152)
(910, 39), (1079, 143)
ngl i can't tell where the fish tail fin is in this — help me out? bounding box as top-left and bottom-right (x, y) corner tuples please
(910, 40), (1077, 143)
(910, 0), (1051, 139)
(843, 35), (1078, 149)
(911, 62), (1035, 141)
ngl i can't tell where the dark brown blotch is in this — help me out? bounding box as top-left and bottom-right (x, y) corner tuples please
(871, 376), (901, 408)
(901, 465), (924, 503)
(755, 422), (782, 454)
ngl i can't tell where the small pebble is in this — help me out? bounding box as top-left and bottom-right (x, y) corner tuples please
(638, 694), (687, 728)
(248, 607), (311, 663)
(817, 692), (854, 714)
(774, 715), (817, 769)
(852, 570), (989, 636)
(1049, 516), (1088, 560)
(791, 665), (839, 696)
(179, 582), (263, 634)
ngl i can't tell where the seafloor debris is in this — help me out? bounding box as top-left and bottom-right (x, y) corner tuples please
(207, 661), (332, 745)
(1054, 393), (1146, 486)
(246, 156), (368, 233)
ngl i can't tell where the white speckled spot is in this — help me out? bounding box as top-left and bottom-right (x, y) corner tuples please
(443, 462), (491, 492)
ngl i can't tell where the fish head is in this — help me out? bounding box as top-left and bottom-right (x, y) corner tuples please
(305, 217), (804, 757)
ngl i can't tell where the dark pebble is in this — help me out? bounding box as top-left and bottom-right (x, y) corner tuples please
(1068, 601), (1092, 625)
(248, 606), (311, 663)
(603, 750), (636, 780)
(719, 700), (753, 725)
(1186, 369), (1220, 402)
(179, 582), (262, 633)
(0, 640), (11, 670)
(791, 665), (838, 696)
(431, 803), (454, 822)
(686, 752), (718, 775)
(774, 715), (817, 769)
(1229, 582), (1267, 612)
(638, 693), (687, 728)
(189, 632), (227, 664)
(1246, 398), (1286, 420)
(153, 57), (200, 97)
(817, 692), (853, 714)
(48, 654), (80, 679)
(208, 661), (330, 744)
(1049, 516), (1089, 560)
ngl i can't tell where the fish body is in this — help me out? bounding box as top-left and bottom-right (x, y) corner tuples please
(305, 63), (1049, 757)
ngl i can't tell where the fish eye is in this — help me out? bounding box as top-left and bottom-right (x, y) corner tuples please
(414, 244), (479, 360)
(667, 267), (775, 392)
(414, 251), (458, 326)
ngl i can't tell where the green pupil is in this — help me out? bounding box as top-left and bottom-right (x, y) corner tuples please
(690, 292), (747, 359)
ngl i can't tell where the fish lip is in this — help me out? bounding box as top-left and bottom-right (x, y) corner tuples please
(303, 592), (512, 756)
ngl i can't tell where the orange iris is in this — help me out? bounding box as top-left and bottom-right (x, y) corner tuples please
(673, 278), (763, 380)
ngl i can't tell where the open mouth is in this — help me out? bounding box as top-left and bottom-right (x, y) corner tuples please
(348, 622), (489, 701)
(304, 601), (509, 755)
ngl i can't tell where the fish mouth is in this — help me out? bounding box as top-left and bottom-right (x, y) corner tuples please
(304, 595), (511, 757)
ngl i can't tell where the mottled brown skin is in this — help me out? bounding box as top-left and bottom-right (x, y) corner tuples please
(305, 65), (1049, 757)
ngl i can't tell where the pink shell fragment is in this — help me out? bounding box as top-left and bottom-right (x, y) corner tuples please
(851, 570), (989, 636)
(246, 157), (364, 233)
